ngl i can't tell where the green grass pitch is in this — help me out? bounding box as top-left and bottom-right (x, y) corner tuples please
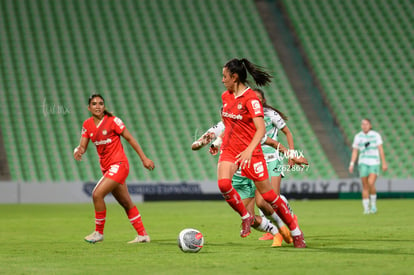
(1, 199), (413, 274)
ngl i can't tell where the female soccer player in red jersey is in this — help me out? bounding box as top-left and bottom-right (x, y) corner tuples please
(73, 94), (155, 244)
(217, 58), (306, 247)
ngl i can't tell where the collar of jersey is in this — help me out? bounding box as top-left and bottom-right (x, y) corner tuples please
(95, 115), (106, 128)
(234, 87), (250, 98)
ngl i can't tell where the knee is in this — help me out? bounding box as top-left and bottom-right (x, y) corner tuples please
(92, 191), (104, 203)
(218, 179), (233, 194)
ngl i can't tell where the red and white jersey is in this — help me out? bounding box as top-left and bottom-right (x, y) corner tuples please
(81, 115), (128, 171)
(220, 87), (264, 157)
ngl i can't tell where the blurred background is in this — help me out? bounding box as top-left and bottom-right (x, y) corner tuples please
(0, 0), (412, 196)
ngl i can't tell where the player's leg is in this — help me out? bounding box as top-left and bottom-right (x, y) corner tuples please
(359, 164), (370, 214)
(367, 172), (378, 214)
(254, 179), (305, 248)
(85, 176), (119, 243)
(218, 161), (252, 237)
(261, 161), (293, 243)
(238, 179), (280, 244)
(112, 183), (150, 243)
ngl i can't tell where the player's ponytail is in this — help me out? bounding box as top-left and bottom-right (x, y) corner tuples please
(254, 88), (288, 121)
(224, 58), (272, 87)
(241, 58), (272, 87)
(88, 94), (113, 117)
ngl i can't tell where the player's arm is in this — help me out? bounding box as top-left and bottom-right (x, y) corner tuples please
(349, 148), (358, 174)
(192, 121), (224, 151)
(73, 137), (89, 161)
(264, 138), (308, 166)
(191, 132), (215, 150)
(121, 128), (155, 171)
(281, 126), (297, 167)
(209, 132), (225, 156)
(281, 126), (294, 151)
(378, 144), (388, 172)
(235, 116), (265, 168)
(264, 137), (287, 153)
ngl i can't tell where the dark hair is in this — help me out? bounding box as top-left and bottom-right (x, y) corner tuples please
(253, 88), (288, 121)
(362, 118), (372, 130)
(88, 94), (113, 117)
(224, 58), (272, 87)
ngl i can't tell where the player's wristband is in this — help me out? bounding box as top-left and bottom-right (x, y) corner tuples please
(349, 161), (354, 167)
(211, 136), (222, 148)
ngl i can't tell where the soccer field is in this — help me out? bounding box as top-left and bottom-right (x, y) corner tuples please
(1, 199), (413, 274)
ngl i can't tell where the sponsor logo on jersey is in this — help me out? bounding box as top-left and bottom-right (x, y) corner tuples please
(94, 138), (112, 146)
(251, 100), (262, 115)
(222, 111), (243, 120)
(114, 117), (125, 130)
(108, 164), (119, 176)
(253, 161), (264, 177)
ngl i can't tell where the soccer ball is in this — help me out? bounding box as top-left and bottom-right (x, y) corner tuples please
(177, 228), (204, 253)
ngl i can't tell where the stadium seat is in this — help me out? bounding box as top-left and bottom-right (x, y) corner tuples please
(282, 0), (414, 178)
(0, 0), (338, 181)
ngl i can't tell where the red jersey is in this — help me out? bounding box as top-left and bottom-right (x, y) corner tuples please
(220, 88), (264, 158)
(81, 115), (129, 171)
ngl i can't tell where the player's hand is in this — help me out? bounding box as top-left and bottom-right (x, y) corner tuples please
(191, 132), (216, 150)
(292, 156), (308, 167)
(209, 145), (219, 156)
(142, 158), (155, 171)
(288, 158), (295, 168)
(349, 165), (354, 174)
(235, 150), (253, 169)
(202, 132), (215, 144)
(73, 146), (85, 161)
(382, 162), (388, 172)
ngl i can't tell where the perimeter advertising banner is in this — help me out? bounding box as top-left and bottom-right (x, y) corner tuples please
(0, 178), (413, 203)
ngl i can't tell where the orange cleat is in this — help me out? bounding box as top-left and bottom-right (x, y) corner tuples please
(259, 232), (274, 240)
(279, 226), (293, 244)
(271, 233), (283, 247)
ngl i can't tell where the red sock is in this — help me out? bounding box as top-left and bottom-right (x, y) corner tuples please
(95, 210), (106, 234)
(218, 179), (248, 218)
(127, 206), (147, 236)
(261, 190), (297, 230)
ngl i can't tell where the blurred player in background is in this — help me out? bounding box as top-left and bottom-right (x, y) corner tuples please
(349, 118), (387, 214)
(214, 57), (305, 247)
(253, 88), (303, 241)
(192, 122), (307, 247)
(73, 94), (155, 243)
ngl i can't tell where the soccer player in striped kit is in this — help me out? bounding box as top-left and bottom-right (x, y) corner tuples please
(215, 58), (306, 247)
(252, 88), (302, 241)
(349, 118), (387, 214)
(74, 94), (155, 243)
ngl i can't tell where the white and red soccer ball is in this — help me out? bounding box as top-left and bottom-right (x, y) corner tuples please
(177, 228), (204, 253)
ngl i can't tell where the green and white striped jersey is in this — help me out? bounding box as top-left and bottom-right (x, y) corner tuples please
(261, 108), (286, 159)
(352, 130), (383, 165)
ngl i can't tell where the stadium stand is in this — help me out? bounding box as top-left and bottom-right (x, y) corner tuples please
(0, 0), (338, 182)
(282, 0), (414, 178)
